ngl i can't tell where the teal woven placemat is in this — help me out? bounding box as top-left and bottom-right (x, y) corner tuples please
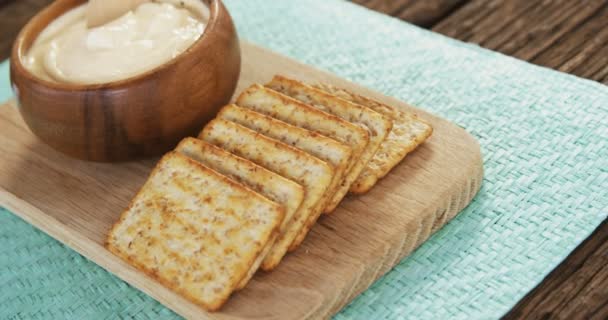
(1, 0), (607, 319)
(0, 60), (9, 101)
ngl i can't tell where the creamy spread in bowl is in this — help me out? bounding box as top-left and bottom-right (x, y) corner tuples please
(23, 0), (207, 84)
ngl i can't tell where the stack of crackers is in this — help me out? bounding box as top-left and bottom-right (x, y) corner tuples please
(106, 76), (433, 311)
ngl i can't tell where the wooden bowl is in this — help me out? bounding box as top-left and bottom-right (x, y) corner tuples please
(10, 0), (241, 162)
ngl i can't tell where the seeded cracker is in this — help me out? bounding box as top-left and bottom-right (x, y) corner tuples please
(199, 119), (334, 270)
(266, 76), (393, 195)
(175, 138), (305, 289)
(236, 84), (369, 216)
(313, 84), (433, 192)
(218, 104), (352, 218)
(106, 152), (284, 311)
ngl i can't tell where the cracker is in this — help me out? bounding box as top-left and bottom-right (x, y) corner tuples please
(313, 84), (433, 192)
(106, 152), (284, 311)
(236, 84), (369, 215)
(199, 119), (334, 270)
(217, 104), (352, 218)
(175, 137), (305, 289)
(266, 75), (393, 195)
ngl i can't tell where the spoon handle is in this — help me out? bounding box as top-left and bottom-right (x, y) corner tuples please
(87, 0), (147, 28)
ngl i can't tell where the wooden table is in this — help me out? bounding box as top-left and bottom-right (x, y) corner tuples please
(1, 0), (606, 319)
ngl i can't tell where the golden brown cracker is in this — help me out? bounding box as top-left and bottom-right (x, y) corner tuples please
(199, 119), (334, 270)
(236, 84), (369, 214)
(175, 137), (304, 289)
(314, 84), (433, 192)
(106, 152), (284, 311)
(217, 104), (352, 217)
(266, 76), (393, 195)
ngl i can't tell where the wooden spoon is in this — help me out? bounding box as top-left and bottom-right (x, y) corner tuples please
(87, 0), (147, 28)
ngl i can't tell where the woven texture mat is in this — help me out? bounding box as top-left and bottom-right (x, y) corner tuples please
(2, 0), (608, 319)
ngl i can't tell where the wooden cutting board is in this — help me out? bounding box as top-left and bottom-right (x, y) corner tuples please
(0, 42), (483, 320)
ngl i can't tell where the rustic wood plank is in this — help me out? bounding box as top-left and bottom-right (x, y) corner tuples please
(532, 3), (608, 84)
(0, 0), (14, 8)
(351, 0), (469, 27)
(432, 0), (608, 84)
(0, 0), (53, 60)
(503, 220), (608, 320)
(350, 0), (409, 17)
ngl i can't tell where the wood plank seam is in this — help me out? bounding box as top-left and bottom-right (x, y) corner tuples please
(401, 0), (471, 28)
(550, 3), (608, 70)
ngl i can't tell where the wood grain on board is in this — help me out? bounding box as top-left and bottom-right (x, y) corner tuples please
(0, 0), (606, 318)
(0, 42), (483, 319)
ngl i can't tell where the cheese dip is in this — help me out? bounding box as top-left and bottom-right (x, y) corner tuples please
(23, 1), (207, 84)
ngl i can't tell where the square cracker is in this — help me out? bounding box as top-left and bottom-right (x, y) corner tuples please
(236, 84), (369, 215)
(266, 75), (393, 195)
(175, 137), (305, 289)
(106, 152), (284, 311)
(217, 104), (352, 221)
(314, 84), (433, 193)
(199, 119), (334, 270)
